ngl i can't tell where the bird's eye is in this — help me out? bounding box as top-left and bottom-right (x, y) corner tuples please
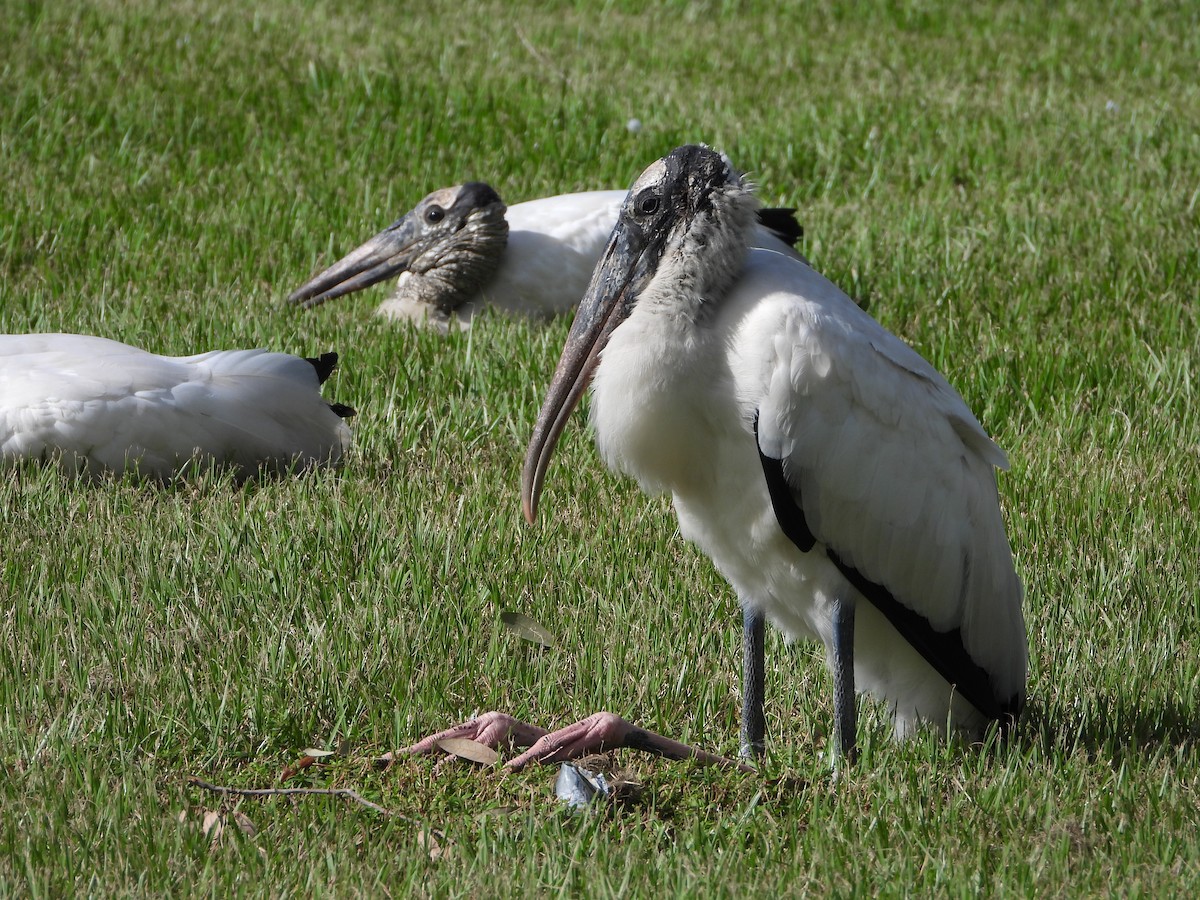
(425, 206), (445, 224)
(636, 192), (660, 216)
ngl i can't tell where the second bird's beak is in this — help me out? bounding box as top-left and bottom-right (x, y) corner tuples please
(287, 214), (428, 309)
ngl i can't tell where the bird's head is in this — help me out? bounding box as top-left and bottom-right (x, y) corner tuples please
(521, 145), (758, 522)
(287, 182), (509, 314)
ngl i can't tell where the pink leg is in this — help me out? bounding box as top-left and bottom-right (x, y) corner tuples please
(390, 710), (752, 773)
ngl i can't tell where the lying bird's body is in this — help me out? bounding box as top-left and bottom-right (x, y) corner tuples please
(289, 186), (805, 332)
(0, 333), (353, 479)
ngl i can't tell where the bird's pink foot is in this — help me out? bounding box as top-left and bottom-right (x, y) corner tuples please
(508, 711), (753, 772)
(377, 712), (549, 765)
(386, 710), (752, 773)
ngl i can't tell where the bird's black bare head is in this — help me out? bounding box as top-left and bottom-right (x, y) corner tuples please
(286, 182), (509, 313)
(521, 145), (758, 522)
(602, 145), (758, 317)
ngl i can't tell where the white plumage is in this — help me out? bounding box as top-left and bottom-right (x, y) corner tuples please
(287, 185), (805, 332)
(0, 333), (354, 479)
(469, 190), (628, 321)
(592, 248), (1025, 736)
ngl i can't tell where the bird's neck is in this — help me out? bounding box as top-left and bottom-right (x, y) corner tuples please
(394, 216), (510, 314)
(590, 281), (734, 496)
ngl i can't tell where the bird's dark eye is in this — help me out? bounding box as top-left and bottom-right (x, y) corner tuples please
(425, 206), (445, 224)
(636, 192), (660, 216)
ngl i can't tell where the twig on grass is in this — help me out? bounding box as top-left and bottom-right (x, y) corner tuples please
(186, 775), (430, 829)
(514, 23), (569, 85)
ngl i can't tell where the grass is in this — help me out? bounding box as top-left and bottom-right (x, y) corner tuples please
(2, 0), (1199, 894)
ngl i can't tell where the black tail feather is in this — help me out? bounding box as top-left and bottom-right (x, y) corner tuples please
(329, 402), (356, 419)
(305, 352), (339, 384)
(756, 207), (804, 249)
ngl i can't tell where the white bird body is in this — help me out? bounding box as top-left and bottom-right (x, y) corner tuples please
(520, 146), (1026, 760)
(0, 333), (353, 479)
(289, 185), (806, 332)
(591, 247), (1025, 736)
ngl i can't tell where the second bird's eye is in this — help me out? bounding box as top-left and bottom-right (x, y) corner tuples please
(425, 206), (445, 223)
(636, 193), (660, 216)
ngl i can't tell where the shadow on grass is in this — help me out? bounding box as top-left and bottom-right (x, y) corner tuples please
(1018, 693), (1200, 762)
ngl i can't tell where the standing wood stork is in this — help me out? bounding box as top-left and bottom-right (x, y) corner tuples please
(400, 146), (1027, 769)
(0, 333), (354, 480)
(286, 184), (806, 333)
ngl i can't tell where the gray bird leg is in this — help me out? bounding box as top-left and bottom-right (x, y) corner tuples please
(740, 606), (767, 758)
(832, 597), (858, 763)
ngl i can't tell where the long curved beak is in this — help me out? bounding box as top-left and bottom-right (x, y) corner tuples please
(287, 215), (424, 309)
(520, 223), (651, 523)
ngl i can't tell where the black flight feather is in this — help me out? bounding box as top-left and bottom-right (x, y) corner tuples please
(755, 208), (804, 249)
(753, 413), (1018, 722)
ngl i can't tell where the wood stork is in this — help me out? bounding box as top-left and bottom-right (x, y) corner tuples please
(400, 146), (1027, 769)
(0, 333), (354, 480)
(286, 184), (806, 333)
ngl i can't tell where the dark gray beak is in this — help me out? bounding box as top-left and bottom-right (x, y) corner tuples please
(520, 220), (655, 523)
(287, 214), (425, 309)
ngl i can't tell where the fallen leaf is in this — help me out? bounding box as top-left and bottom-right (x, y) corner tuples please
(232, 811), (257, 837)
(436, 738), (500, 765)
(499, 611), (556, 648)
(201, 810), (223, 841)
(280, 755), (318, 782)
(301, 748), (336, 758)
(417, 829), (448, 861)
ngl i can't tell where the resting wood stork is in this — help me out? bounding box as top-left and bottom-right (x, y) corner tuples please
(0, 333), (354, 480)
(287, 184), (806, 333)
(400, 146), (1027, 770)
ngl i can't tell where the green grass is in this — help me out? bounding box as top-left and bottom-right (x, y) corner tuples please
(2, 0), (1199, 894)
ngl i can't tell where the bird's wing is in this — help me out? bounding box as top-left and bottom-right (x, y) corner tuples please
(504, 190), (627, 251)
(165, 349), (352, 473)
(725, 252), (1026, 709)
(486, 191), (627, 315)
(1, 334), (194, 471)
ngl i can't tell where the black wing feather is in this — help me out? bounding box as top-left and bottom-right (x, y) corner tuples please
(754, 208), (804, 249)
(753, 413), (1017, 722)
